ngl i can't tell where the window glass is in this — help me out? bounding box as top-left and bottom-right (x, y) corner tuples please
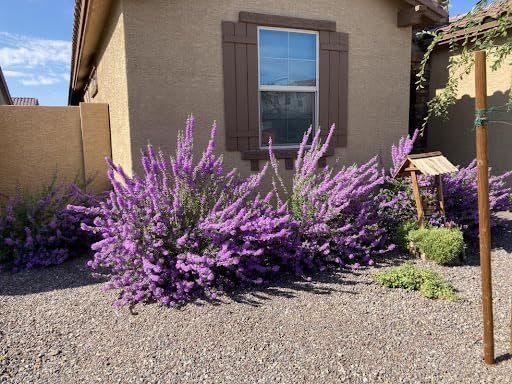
(259, 29), (317, 86)
(289, 60), (316, 86)
(260, 92), (315, 146)
(289, 32), (316, 60)
(260, 57), (288, 86)
(259, 28), (318, 147)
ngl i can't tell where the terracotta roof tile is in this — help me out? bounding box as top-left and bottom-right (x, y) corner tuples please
(439, 0), (511, 33)
(12, 97), (40, 106)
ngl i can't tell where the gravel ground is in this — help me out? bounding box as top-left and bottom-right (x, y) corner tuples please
(1, 226), (512, 383)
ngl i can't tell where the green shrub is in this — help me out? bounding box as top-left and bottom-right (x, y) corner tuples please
(407, 227), (464, 265)
(375, 263), (458, 300)
(394, 220), (419, 251)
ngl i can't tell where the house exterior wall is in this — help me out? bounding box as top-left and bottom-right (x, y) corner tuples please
(0, 91), (9, 105)
(79, 103), (113, 192)
(86, 0), (133, 175)
(116, 0), (411, 179)
(0, 104), (110, 196)
(428, 42), (512, 175)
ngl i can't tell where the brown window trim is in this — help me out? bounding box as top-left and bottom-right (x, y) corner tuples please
(239, 12), (336, 32)
(223, 13), (347, 171)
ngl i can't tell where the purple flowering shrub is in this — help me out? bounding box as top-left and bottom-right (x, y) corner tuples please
(270, 127), (394, 271)
(0, 181), (97, 272)
(71, 117), (298, 307)
(376, 130), (419, 238)
(441, 161), (512, 238)
(69, 116), (512, 308)
(385, 129), (512, 239)
(390, 129), (419, 176)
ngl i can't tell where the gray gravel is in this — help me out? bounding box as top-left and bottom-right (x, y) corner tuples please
(1, 226), (512, 383)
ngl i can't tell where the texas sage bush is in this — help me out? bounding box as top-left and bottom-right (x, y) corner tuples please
(70, 117), (299, 307)
(373, 130), (418, 241)
(442, 161), (512, 238)
(383, 129), (512, 239)
(270, 126), (395, 272)
(0, 180), (97, 272)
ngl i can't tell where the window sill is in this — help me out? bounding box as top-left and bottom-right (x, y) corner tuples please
(241, 148), (334, 171)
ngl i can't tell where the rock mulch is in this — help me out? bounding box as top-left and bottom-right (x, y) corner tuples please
(1, 234), (512, 383)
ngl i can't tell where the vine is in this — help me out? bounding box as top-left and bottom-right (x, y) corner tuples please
(416, 0), (512, 133)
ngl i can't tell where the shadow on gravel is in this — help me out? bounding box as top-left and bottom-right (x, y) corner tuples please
(496, 353), (512, 364)
(455, 216), (512, 267)
(222, 269), (367, 308)
(491, 216), (512, 253)
(0, 255), (104, 297)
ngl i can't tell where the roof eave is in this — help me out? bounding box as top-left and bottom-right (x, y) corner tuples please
(68, 0), (114, 105)
(399, 0), (449, 28)
(0, 66), (13, 105)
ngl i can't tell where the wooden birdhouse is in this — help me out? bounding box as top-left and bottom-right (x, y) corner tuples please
(393, 151), (458, 228)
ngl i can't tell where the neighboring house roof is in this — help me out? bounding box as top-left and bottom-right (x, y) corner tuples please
(436, 0), (511, 43)
(0, 66), (13, 105)
(68, 0), (448, 105)
(12, 97), (40, 106)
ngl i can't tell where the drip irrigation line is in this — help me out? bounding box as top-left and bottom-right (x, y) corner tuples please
(474, 105), (512, 128)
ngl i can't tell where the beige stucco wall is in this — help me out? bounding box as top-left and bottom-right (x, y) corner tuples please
(0, 104), (111, 197)
(87, 0), (132, 175)
(428, 44), (512, 175)
(80, 103), (112, 192)
(115, 0), (411, 179)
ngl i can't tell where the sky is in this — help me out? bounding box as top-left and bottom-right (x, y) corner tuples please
(0, 0), (481, 106)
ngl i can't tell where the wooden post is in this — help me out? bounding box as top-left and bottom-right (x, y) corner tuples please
(475, 50), (494, 365)
(410, 170), (425, 228)
(435, 175), (445, 217)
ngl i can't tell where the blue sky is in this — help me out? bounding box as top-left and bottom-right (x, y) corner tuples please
(0, 0), (74, 105)
(0, 0), (480, 105)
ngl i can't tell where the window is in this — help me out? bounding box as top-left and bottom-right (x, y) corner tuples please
(221, 14), (348, 168)
(258, 27), (318, 148)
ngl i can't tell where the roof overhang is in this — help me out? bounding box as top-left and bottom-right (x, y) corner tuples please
(69, 0), (114, 105)
(398, 0), (449, 28)
(67, 0), (448, 105)
(0, 66), (13, 105)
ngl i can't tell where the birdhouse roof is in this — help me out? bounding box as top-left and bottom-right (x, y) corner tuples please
(394, 151), (458, 178)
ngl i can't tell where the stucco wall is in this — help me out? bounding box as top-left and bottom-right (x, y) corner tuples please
(87, 0), (132, 175)
(118, 0), (411, 179)
(428, 44), (512, 175)
(80, 103), (112, 192)
(0, 104), (111, 197)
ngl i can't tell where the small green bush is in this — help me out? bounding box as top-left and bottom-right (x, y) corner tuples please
(408, 227), (464, 265)
(375, 263), (458, 300)
(394, 220), (419, 251)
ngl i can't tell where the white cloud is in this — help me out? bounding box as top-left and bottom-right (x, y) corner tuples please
(20, 75), (62, 86)
(0, 32), (70, 67)
(3, 70), (27, 78)
(0, 32), (71, 88)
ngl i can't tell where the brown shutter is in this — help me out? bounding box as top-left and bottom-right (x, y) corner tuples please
(222, 22), (259, 151)
(319, 31), (348, 147)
